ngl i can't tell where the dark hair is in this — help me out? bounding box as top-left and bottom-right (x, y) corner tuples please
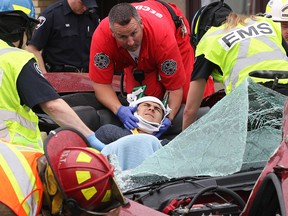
(0, 11), (38, 44)
(108, 3), (141, 30)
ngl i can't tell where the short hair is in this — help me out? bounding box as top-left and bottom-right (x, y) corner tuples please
(108, 3), (141, 30)
(0, 202), (16, 216)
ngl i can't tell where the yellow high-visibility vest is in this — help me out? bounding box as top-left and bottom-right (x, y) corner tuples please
(0, 40), (42, 149)
(196, 17), (288, 94)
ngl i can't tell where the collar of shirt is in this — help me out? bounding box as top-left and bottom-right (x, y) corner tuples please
(63, 0), (73, 15)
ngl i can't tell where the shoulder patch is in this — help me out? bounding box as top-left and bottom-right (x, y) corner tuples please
(94, 53), (110, 69)
(161, 60), (177, 75)
(33, 62), (44, 77)
(35, 16), (46, 30)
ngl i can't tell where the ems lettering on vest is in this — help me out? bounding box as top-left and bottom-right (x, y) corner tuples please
(219, 22), (275, 51)
(134, 5), (163, 18)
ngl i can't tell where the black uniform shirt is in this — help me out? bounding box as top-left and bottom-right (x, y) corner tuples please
(17, 59), (60, 110)
(28, 0), (99, 71)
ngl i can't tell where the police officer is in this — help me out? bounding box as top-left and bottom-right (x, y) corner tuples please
(183, 12), (288, 129)
(26, 0), (99, 73)
(0, 0), (105, 151)
(266, 0), (288, 43)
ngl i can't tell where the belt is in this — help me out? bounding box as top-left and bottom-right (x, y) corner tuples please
(45, 63), (88, 73)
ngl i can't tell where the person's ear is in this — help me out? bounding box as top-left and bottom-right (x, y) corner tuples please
(139, 19), (144, 29)
(110, 25), (115, 38)
(111, 29), (115, 37)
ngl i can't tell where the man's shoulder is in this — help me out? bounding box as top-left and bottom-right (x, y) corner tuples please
(96, 17), (111, 34)
(41, 1), (64, 15)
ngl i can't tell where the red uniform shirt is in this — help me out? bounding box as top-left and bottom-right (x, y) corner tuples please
(89, 0), (213, 102)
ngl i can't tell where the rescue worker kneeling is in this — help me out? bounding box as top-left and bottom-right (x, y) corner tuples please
(0, 128), (126, 216)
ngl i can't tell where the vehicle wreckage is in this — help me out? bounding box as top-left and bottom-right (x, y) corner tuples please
(42, 72), (288, 215)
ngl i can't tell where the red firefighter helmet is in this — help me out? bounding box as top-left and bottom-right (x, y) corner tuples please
(44, 128), (126, 214)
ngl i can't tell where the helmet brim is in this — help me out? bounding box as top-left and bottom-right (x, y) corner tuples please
(0, 10), (39, 24)
(28, 16), (39, 24)
(81, 0), (98, 8)
(111, 176), (128, 207)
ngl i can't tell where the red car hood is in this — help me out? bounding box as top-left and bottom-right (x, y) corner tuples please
(44, 72), (122, 93)
(119, 199), (167, 215)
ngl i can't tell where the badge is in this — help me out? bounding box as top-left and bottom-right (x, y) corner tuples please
(94, 53), (110, 69)
(161, 60), (177, 75)
(33, 62), (44, 77)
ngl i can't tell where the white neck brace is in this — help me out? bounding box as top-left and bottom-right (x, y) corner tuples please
(134, 112), (161, 134)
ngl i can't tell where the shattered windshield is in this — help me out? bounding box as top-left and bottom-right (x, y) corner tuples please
(113, 78), (286, 190)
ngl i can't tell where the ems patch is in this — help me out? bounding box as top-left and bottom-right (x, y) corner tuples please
(161, 60), (177, 75)
(94, 53), (110, 69)
(218, 21), (275, 51)
(35, 16), (46, 29)
(34, 62), (44, 77)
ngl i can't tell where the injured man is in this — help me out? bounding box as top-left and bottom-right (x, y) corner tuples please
(99, 96), (171, 170)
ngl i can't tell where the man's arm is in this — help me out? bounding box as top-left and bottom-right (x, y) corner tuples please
(39, 99), (94, 137)
(26, 44), (47, 74)
(39, 98), (105, 150)
(92, 82), (139, 130)
(166, 88), (183, 121)
(182, 79), (206, 130)
(92, 83), (122, 114)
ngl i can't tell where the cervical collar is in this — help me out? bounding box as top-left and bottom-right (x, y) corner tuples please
(134, 112), (161, 134)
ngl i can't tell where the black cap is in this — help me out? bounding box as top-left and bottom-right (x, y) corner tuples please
(81, 0), (98, 8)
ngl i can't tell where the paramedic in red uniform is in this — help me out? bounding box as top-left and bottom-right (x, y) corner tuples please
(89, 0), (214, 137)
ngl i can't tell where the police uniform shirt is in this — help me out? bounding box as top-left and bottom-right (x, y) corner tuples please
(17, 59), (60, 109)
(28, 0), (99, 71)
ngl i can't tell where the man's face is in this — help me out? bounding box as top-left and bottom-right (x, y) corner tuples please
(137, 101), (163, 124)
(280, 21), (288, 43)
(68, 0), (88, 15)
(21, 32), (28, 49)
(111, 17), (143, 52)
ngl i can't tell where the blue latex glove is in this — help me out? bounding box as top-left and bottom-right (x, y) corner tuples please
(116, 105), (139, 130)
(86, 133), (105, 151)
(154, 117), (172, 138)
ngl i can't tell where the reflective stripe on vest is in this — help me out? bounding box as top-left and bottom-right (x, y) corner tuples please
(0, 110), (42, 149)
(0, 42), (42, 149)
(0, 143), (41, 215)
(0, 47), (23, 55)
